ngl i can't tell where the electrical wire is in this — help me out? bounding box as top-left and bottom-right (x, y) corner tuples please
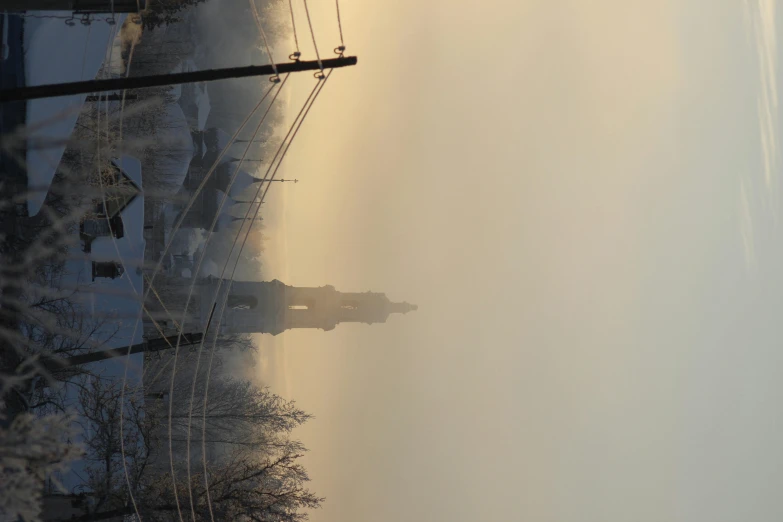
(198, 71), (332, 521)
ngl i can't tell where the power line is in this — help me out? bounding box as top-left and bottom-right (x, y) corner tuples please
(335, 0), (346, 54)
(302, 0), (324, 74)
(198, 74), (330, 521)
(173, 76), (290, 522)
(94, 28), (152, 522)
(288, 0), (301, 59)
(248, 0), (280, 78)
(131, 80), (280, 522)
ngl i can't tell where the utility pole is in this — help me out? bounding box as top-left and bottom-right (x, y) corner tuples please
(40, 332), (205, 370)
(3, 0), (146, 12)
(0, 57), (358, 102)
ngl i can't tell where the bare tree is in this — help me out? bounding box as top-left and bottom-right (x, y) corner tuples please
(75, 376), (156, 515)
(67, 371), (321, 522)
(72, 441), (322, 521)
(159, 372), (310, 449)
(141, 0), (208, 30)
(0, 411), (82, 522)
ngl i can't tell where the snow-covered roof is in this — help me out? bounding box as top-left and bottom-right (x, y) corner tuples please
(217, 212), (236, 231)
(171, 58), (197, 74)
(112, 156), (142, 188)
(24, 13), (127, 216)
(218, 192), (238, 208)
(215, 128), (234, 150)
(222, 169), (258, 198)
(156, 103), (196, 186)
(173, 59), (211, 130)
(89, 157), (145, 260)
(170, 83), (182, 102)
(195, 84), (211, 131)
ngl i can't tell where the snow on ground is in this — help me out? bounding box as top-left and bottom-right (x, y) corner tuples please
(24, 14), (126, 216)
(59, 252), (145, 491)
(64, 155), (145, 374)
(58, 155), (145, 491)
(69, 154), (145, 352)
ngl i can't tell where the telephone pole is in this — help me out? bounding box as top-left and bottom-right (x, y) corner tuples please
(40, 332), (204, 370)
(3, 0), (146, 12)
(85, 94), (138, 102)
(0, 56), (358, 102)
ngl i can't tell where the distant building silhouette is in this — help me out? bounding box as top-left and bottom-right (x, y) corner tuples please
(79, 157), (141, 252)
(199, 278), (417, 335)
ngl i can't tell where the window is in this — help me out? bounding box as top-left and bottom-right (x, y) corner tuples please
(227, 295), (258, 310)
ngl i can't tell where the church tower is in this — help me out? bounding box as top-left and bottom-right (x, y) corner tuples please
(201, 278), (417, 335)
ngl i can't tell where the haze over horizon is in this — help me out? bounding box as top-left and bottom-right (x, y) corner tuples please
(1, 0), (781, 520)
(251, 1), (783, 521)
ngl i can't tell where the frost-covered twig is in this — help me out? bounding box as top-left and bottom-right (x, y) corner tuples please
(0, 410), (82, 522)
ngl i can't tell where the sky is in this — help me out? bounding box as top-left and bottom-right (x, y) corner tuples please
(252, 1), (783, 521)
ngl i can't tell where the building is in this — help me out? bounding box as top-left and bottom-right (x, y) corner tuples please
(79, 157), (142, 253)
(200, 278), (417, 335)
(170, 127), (265, 231)
(140, 277), (416, 474)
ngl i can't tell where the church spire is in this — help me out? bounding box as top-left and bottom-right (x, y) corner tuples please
(388, 301), (417, 314)
(204, 279), (417, 335)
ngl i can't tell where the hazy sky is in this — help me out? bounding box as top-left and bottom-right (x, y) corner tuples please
(251, 1), (783, 521)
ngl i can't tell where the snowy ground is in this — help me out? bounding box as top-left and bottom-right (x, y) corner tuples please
(58, 155), (146, 491)
(63, 156), (146, 382)
(23, 14), (126, 216)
